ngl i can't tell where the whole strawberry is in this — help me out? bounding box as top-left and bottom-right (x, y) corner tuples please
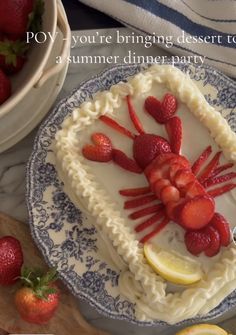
(0, 37), (28, 74)
(0, 0), (34, 39)
(15, 268), (59, 324)
(0, 69), (11, 105)
(0, 236), (23, 285)
(133, 133), (171, 168)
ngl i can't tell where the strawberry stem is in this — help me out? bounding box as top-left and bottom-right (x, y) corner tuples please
(140, 217), (169, 244)
(208, 183), (236, 198)
(191, 146), (212, 175)
(124, 194), (157, 209)
(119, 186), (151, 197)
(129, 203), (164, 220)
(20, 267), (58, 300)
(126, 95), (145, 135)
(135, 211), (164, 232)
(99, 115), (135, 139)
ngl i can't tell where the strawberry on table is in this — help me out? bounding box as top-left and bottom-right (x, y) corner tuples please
(0, 236), (23, 285)
(15, 267), (59, 324)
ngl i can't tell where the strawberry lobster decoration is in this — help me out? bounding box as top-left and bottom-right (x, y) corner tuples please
(82, 93), (236, 257)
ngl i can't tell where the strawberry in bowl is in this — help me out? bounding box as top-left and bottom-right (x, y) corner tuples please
(0, 0), (44, 106)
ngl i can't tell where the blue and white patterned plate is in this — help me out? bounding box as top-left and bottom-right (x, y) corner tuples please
(26, 63), (236, 326)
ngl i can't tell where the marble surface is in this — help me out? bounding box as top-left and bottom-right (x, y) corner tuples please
(0, 28), (235, 334)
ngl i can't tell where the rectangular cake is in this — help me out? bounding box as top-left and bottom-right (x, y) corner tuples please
(55, 65), (236, 324)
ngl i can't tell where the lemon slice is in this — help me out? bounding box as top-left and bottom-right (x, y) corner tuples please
(143, 243), (202, 285)
(175, 324), (229, 335)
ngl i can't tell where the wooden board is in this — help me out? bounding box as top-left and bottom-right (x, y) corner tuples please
(0, 212), (110, 335)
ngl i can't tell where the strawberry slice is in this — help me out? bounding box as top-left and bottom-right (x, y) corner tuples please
(99, 115), (135, 139)
(82, 133), (113, 162)
(145, 94), (177, 124)
(144, 153), (176, 178)
(149, 161), (175, 190)
(185, 230), (211, 255)
(174, 169), (196, 190)
(167, 155), (190, 170)
(135, 211), (164, 232)
(198, 151), (221, 184)
(209, 213), (231, 247)
(166, 199), (185, 221)
(92, 133), (111, 147)
(191, 146), (212, 175)
(144, 96), (163, 123)
(208, 183), (236, 198)
(126, 95), (145, 134)
(124, 194), (156, 209)
(160, 186), (180, 204)
(162, 93), (178, 120)
(153, 179), (171, 198)
(210, 162), (234, 178)
(149, 170), (163, 189)
(184, 181), (206, 198)
(152, 161), (172, 181)
(129, 204), (164, 220)
(178, 195), (215, 230)
(133, 133), (171, 169)
(119, 187), (151, 197)
(203, 226), (221, 257)
(112, 149), (142, 174)
(140, 217), (169, 244)
(165, 116), (182, 154)
(203, 172), (236, 188)
(146, 154), (190, 180)
(169, 163), (186, 182)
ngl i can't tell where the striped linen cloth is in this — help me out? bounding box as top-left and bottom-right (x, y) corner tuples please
(78, 0), (236, 78)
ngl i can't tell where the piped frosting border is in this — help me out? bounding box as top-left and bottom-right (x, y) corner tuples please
(55, 65), (236, 324)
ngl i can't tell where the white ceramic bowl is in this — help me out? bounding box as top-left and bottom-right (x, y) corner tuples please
(0, 0), (70, 117)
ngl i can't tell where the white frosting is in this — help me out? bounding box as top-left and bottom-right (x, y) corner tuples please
(55, 65), (236, 324)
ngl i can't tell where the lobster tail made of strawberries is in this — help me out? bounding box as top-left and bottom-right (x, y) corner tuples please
(82, 93), (236, 257)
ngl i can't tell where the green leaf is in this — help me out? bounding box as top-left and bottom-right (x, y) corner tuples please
(28, 0), (45, 34)
(40, 267), (58, 286)
(20, 267), (58, 295)
(0, 39), (28, 66)
(35, 285), (58, 300)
